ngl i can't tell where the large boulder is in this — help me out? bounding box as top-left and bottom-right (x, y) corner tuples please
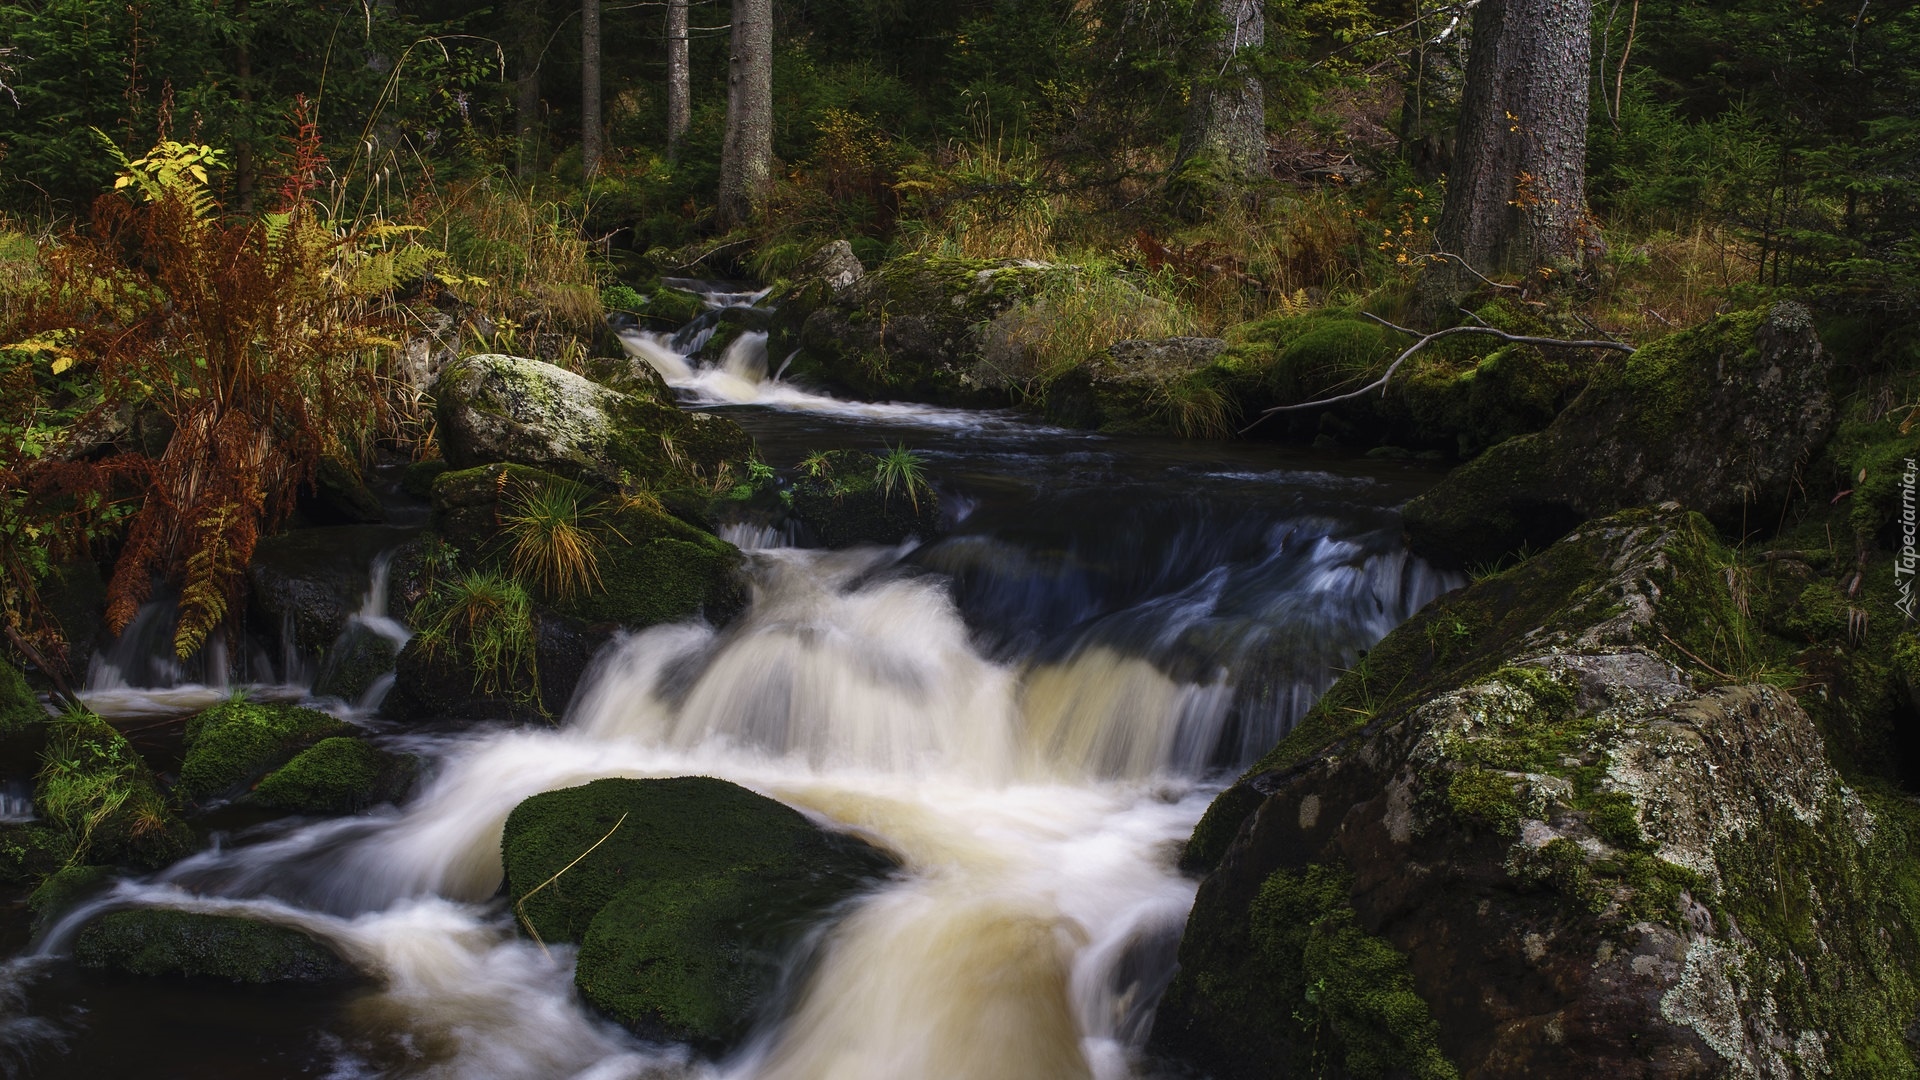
(1154, 509), (1920, 1078)
(76, 909), (357, 983)
(502, 777), (897, 1051)
(1403, 304), (1833, 567)
(769, 253), (1074, 406)
(1045, 336), (1228, 433)
(434, 353), (753, 488)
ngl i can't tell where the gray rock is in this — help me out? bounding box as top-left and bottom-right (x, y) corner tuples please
(796, 239), (865, 296)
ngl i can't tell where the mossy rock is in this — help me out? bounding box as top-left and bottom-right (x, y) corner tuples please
(433, 353), (753, 490)
(311, 624), (402, 703)
(176, 701), (354, 805)
(502, 777), (896, 1050)
(35, 712), (192, 869)
(789, 449), (942, 548)
(27, 864), (113, 934)
(1403, 304), (1833, 567)
(400, 457), (449, 499)
(251, 737), (417, 815)
(1157, 508), (1920, 1077)
(0, 822), (72, 885)
(75, 909), (357, 983)
(0, 660), (49, 777)
(305, 456), (385, 525)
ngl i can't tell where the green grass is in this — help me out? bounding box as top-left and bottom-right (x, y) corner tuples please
(873, 442), (932, 511)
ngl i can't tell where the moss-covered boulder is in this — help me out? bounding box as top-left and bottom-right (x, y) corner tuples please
(789, 449), (942, 547)
(769, 254), (1074, 406)
(502, 777), (897, 1051)
(310, 623), (402, 703)
(1044, 337), (1229, 434)
(176, 701), (353, 805)
(34, 711), (192, 869)
(0, 823), (71, 884)
(382, 607), (608, 725)
(1155, 509), (1920, 1078)
(0, 660), (49, 776)
(250, 737), (416, 815)
(27, 864), (113, 933)
(75, 909), (356, 983)
(434, 353), (753, 488)
(1403, 303), (1833, 567)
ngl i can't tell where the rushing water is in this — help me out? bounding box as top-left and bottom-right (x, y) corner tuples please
(4, 290), (1460, 1079)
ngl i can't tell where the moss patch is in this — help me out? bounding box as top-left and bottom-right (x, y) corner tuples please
(75, 909), (355, 983)
(251, 737), (417, 815)
(176, 701), (353, 805)
(788, 449), (942, 548)
(36, 711), (191, 869)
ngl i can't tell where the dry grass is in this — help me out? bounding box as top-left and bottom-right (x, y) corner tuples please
(977, 268), (1202, 398)
(1589, 223), (1753, 339)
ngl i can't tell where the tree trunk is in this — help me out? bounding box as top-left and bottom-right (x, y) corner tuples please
(234, 0), (253, 214)
(717, 0), (773, 227)
(582, 0), (602, 176)
(514, 0), (544, 180)
(1173, 0), (1267, 200)
(1434, 0), (1593, 277)
(666, 0), (690, 163)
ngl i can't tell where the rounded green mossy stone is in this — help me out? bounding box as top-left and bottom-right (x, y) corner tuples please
(74, 909), (355, 983)
(177, 701), (353, 804)
(252, 737), (417, 815)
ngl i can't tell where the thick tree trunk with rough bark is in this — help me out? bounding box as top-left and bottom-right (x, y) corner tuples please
(582, 0), (603, 176)
(666, 0), (690, 162)
(1434, 0), (1593, 277)
(514, 0), (543, 180)
(717, 0), (773, 227)
(1173, 0), (1267, 201)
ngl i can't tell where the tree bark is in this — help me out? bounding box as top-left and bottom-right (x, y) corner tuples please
(666, 0), (690, 162)
(1434, 0), (1593, 277)
(1173, 0), (1268, 195)
(582, 0), (602, 176)
(514, 0), (544, 180)
(717, 0), (773, 227)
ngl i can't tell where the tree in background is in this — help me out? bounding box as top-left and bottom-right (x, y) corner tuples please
(1170, 0), (1267, 210)
(1433, 0), (1594, 280)
(582, 0), (602, 175)
(513, 0), (544, 179)
(717, 0), (772, 226)
(666, 0), (690, 162)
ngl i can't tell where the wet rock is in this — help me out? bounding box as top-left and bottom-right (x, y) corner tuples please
(1155, 508), (1920, 1078)
(251, 737), (417, 815)
(789, 449), (943, 548)
(1403, 304), (1832, 567)
(26, 864), (113, 933)
(769, 254), (1073, 406)
(400, 457), (449, 500)
(502, 776), (896, 1051)
(0, 660), (49, 777)
(302, 456), (386, 526)
(37, 560), (107, 684)
(434, 353), (752, 488)
(34, 711), (191, 869)
(247, 526), (414, 658)
(1045, 336), (1227, 432)
(76, 909), (357, 983)
(382, 608), (609, 725)
(176, 700), (354, 805)
(311, 623), (402, 703)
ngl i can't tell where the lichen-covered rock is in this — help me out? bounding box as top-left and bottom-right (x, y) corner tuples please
(769, 254), (1074, 405)
(788, 449), (942, 548)
(251, 737), (417, 815)
(1403, 304), (1833, 567)
(502, 777), (896, 1051)
(176, 701), (353, 805)
(794, 239), (866, 296)
(75, 909), (356, 983)
(1045, 337), (1227, 432)
(434, 353), (752, 488)
(1155, 509), (1920, 1079)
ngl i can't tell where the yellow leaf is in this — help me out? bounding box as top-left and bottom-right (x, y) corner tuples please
(114, 176), (133, 189)
(51, 356), (74, 375)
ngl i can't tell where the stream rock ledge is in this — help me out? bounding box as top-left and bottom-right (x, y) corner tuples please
(1154, 508), (1920, 1079)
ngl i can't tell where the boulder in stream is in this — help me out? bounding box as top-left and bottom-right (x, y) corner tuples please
(250, 737), (417, 815)
(434, 353), (753, 488)
(1043, 336), (1228, 433)
(76, 909), (357, 983)
(788, 448), (942, 548)
(1153, 508), (1920, 1078)
(31, 711), (192, 870)
(502, 776), (897, 1051)
(1403, 304), (1833, 567)
(176, 700), (354, 805)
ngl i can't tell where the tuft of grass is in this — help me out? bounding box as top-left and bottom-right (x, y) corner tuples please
(501, 477), (617, 599)
(413, 569), (542, 709)
(873, 442), (932, 511)
(1148, 377), (1237, 439)
(981, 267), (1203, 398)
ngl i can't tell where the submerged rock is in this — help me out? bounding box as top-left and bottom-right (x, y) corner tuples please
(251, 737), (417, 815)
(1154, 508), (1920, 1078)
(434, 353), (752, 488)
(502, 776), (897, 1051)
(1403, 304), (1832, 567)
(76, 909), (356, 983)
(176, 700), (353, 805)
(788, 448), (942, 548)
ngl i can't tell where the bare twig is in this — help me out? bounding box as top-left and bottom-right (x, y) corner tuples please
(1424, 250), (1522, 292)
(1240, 315), (1636, 433)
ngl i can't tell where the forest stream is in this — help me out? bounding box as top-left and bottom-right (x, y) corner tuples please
(1, 288), (1459, 1079)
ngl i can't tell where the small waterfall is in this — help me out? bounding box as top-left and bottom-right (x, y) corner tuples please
(314, 548), (414, 713)
(0, 779), (34, 823)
